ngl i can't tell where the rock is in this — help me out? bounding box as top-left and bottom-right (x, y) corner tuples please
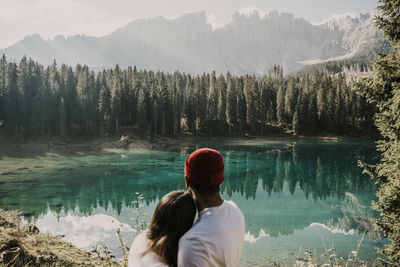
(112, 135), (131, 149)
(0, 216), (16, 228)
(38, 255), (56, 265)
(27, 224), (40, 234)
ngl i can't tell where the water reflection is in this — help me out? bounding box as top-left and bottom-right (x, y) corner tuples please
(222, 142), (376, 201)
(0, 142), (378, 239)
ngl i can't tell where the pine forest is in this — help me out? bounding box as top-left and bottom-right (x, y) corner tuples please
(0, 56), (376, 139)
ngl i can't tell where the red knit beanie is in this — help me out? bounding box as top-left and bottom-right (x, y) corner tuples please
(185, 148), (224, 185)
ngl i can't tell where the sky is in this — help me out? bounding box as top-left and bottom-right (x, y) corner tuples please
(0, 0), (379, 49)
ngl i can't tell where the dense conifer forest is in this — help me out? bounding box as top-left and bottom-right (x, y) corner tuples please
(0, 55), (376, 139)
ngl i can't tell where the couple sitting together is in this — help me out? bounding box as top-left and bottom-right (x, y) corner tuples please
(128, 148), (245, 267)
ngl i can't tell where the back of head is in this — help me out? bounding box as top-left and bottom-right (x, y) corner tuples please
(146, 190), (196, 266)
(185, 148), (224, 195)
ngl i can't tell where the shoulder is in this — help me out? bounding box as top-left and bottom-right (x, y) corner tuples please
(224, 200), (245, 219)
(128, 231), (168, 267)
(178, 200), (244, 250)
(128, 231), (148, 266)
(131, 231), (148, 252)
(224, 199), (241, 210)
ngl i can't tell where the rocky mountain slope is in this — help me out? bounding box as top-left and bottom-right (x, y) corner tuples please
(0, 8), (382, 74)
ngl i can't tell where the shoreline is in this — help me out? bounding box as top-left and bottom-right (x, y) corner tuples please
(0, 134), (377, 177)
(0, 134), (377, 158)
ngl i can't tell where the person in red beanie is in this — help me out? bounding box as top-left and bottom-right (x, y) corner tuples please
(178, 148), (245, 267)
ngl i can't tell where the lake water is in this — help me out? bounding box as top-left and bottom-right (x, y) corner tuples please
(0, 140), (384, 266)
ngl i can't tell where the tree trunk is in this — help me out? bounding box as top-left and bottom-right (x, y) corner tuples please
(115, 117), (119, 134)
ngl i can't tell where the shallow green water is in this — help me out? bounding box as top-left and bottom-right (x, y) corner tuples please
(0, 140), (384, 265)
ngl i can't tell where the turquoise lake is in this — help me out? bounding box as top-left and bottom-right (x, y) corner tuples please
(0, 140), (384, 266)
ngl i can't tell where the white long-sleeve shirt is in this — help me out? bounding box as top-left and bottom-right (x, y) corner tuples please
(128, 230), (168, 267)
(178, 200), (245, 267)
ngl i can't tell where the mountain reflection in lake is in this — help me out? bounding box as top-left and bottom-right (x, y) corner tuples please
(0, 141), (384, 265)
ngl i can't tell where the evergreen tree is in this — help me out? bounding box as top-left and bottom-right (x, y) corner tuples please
(276, 83), (285, 124)
(77, 65), (92, 134)
(225, 72), (237, 134)
(0, 55), (376, 139)
(258, 79), (268, 133)
(307, 91), (318, 132)
(334, 81), (345, 132)
(207, 71), (218, 122)
(47, 61), (64, 136)
(355, 0), (400, 264)
(292, 109), (299, 135)
(194, 74), (207, 132)
(157, 72), (172, 135)
(264, 75), (277, 123)
(111, 65), (123, 134)
(62, 66), (79, 136)
(0, 55), (6, 133)
(244, 75), (258, 132)
(285, 77), (298, 124)
(129, 66), (140, 128)
(326, 81), (337, 131)
(98, 73), (112, 135)
(27, 59), (42, 138)
(171, 72), (182, 134)
(236, 76), (247, 132)
(39, 67), (53, 136)
(18, 57), (30, 136)
(136, 85), (150, 135)
(4, 63), (21, 137)
(184, 77), (196, 133)
(206, 71), (218, 134)
(216, 75), (226, 126)
(316, 74), (328, 129)
(296, 89), (308, 134)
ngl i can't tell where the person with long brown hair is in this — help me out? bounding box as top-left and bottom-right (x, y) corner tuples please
(128, 190), (196, 267)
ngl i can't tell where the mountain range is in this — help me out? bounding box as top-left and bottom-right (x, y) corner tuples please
(0, 8), (383, 75)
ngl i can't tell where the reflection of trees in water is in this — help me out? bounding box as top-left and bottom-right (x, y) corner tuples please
(222, 143), (377, 201)
(221, 143), (379, 237)
(1, 163), (184, 220)
(0, 143), (377, 229)
(325, 192), (381, 239)
(239, 182), (379, 238)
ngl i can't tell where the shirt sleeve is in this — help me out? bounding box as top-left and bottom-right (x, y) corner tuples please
(128, 231), (149, 267)
(178, 237), (209, 267)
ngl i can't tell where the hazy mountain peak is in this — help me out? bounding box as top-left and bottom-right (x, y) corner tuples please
(0, 9), (383, 75)
(23, 34), (45, 43)
(206, 13), (227, 30)
(315, 12), (360, 25)
(238, 5), (268, 19)
(174, 10), (207, 22)
(316, 8), (377, 29)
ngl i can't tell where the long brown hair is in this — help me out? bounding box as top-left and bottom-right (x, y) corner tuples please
(143, 190), (196, 266)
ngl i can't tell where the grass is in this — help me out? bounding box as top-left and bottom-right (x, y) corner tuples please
(0, 192), (147, 267)
(0, 209), (120, 267)
(264, 232), (382, 267)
